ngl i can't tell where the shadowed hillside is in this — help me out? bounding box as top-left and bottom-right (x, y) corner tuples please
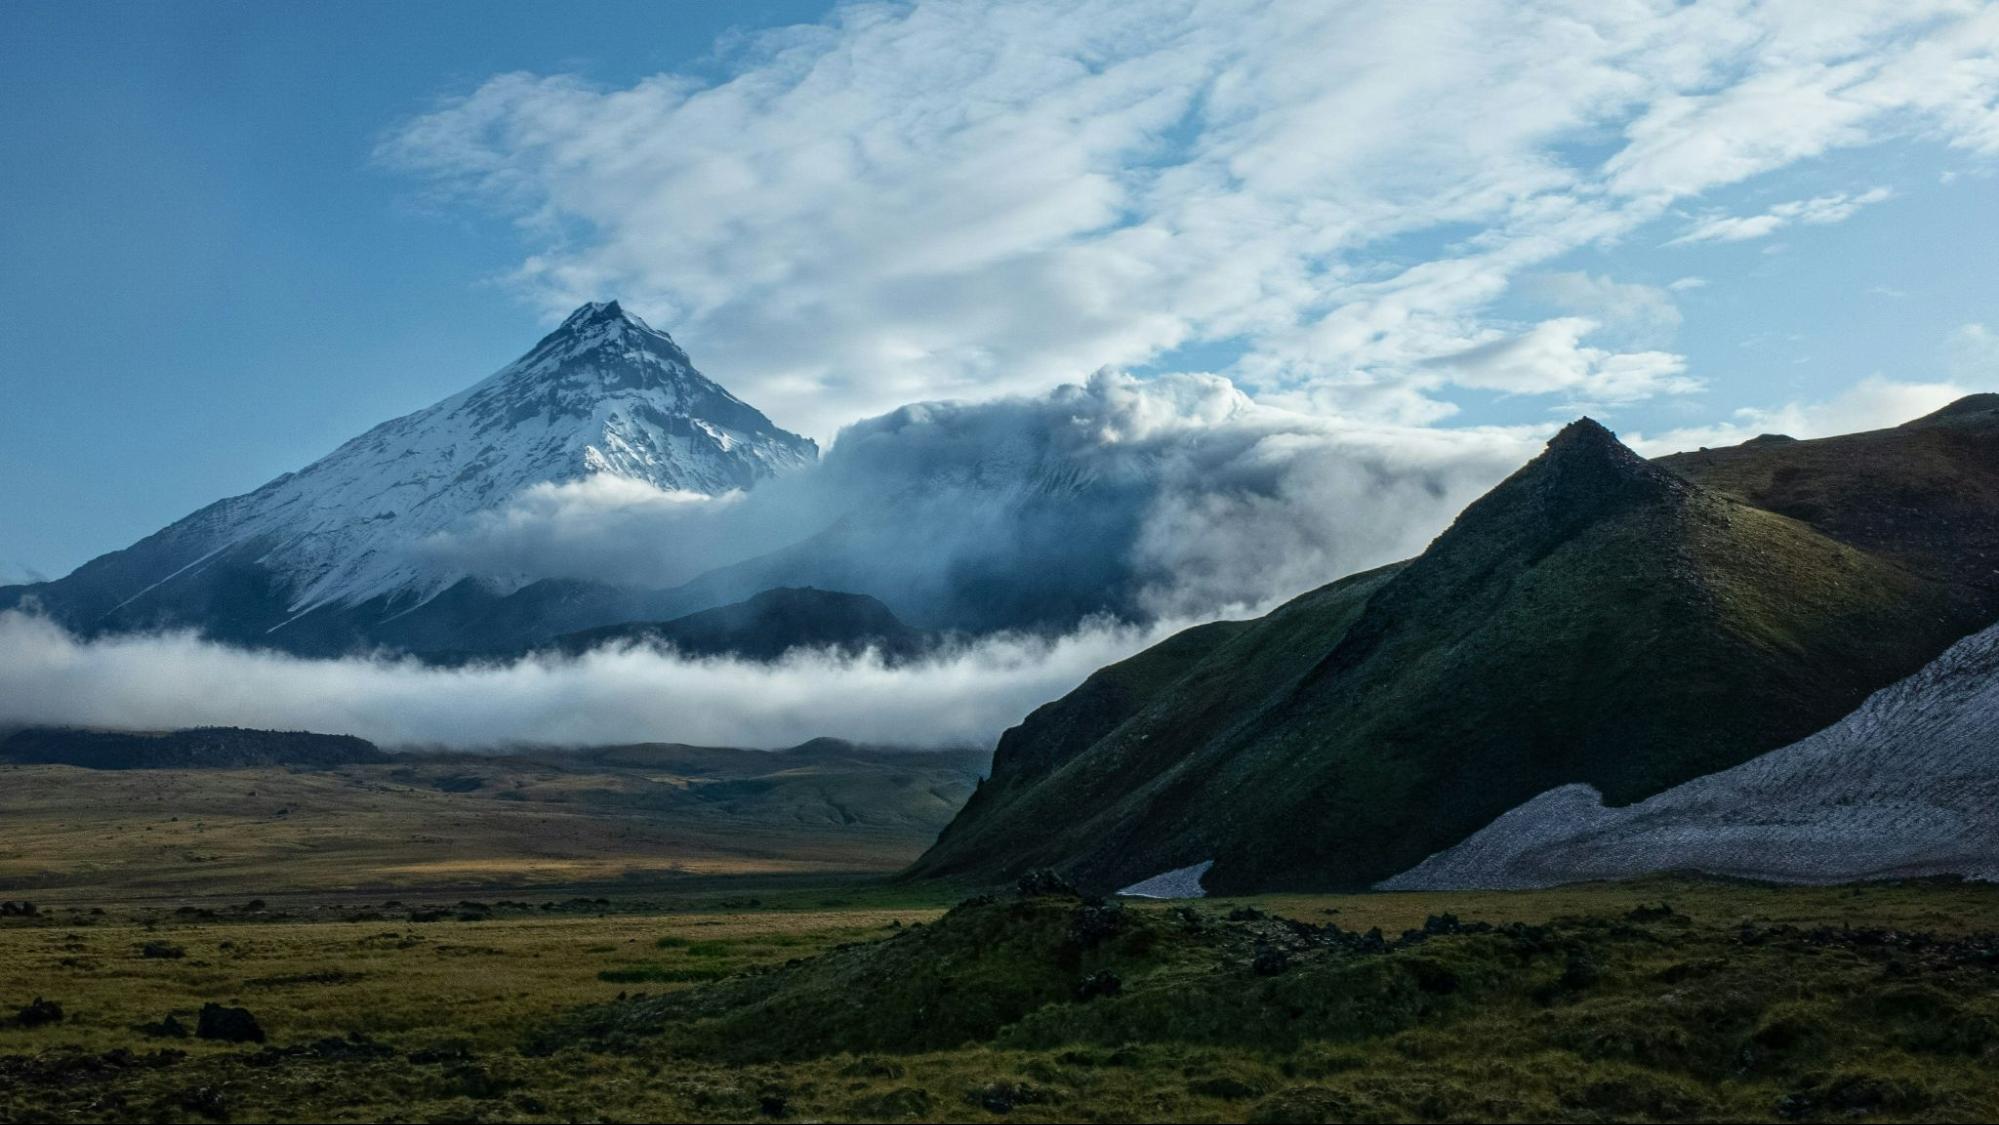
(913, 408), (1999, 894)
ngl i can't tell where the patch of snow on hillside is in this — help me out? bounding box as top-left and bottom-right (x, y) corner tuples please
(1118, 860), (1214, 898)
(1381, 621), (1999, 890)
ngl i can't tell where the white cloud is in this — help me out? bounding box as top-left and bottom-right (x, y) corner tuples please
(0, 609), (1182, 751)
(1670, 187), (1894, 245)
(1628, 374), (1989, 454)
(1527, 271), (1683, 347)
(1946, 323), (1999, 381)
(1425, 318), (1698, 403)
(417, 369), (1539, 627)
(380, 1), (1999, 437)
(414, 475), (769, 592)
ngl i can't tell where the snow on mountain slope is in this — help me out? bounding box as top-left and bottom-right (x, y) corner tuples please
(1381, 619), (1999, 890)
(79, 302), (818, 619)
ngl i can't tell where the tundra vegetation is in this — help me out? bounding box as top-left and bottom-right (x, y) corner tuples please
(7, 873), (1999, 1122)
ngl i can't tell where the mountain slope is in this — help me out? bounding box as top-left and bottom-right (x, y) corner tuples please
(1663, 392), (1999, 593)
(1382, 616), (1999, 889)
(0, 302), (816, 652)
(912, 414), (1999, 894)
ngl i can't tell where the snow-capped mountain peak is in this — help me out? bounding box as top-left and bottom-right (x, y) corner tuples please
(85, 302), (820, 622)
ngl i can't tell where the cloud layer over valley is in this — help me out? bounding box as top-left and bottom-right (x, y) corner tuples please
(0, 609), (1184, 751)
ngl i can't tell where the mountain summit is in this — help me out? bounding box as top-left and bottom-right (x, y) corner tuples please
(0, 304), (816, 650)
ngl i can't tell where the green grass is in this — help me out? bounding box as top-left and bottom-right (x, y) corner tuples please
(598, 964), (736, 983)
(0, 743), (984, 904)
(10, 876), (1999, 1122)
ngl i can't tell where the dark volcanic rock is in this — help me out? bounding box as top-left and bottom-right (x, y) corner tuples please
(195, 1003), (265, 1044)
(1073, 970), (1122, 1000)
(138, 1014), (190, 1039)
(1015, 869), (1078, 899)
(16, 997), (63, 1027)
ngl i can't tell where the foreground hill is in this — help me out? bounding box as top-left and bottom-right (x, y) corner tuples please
(913, 409), (1999, 894)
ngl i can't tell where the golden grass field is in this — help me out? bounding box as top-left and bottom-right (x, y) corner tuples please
(0, 747), (981, 902)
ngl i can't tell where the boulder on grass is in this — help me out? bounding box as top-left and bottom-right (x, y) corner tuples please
(196, 1002), (265, 1043)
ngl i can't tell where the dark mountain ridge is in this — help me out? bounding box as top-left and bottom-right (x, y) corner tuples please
(912, 405), (1999, 894)
(0, 726), (388, 770)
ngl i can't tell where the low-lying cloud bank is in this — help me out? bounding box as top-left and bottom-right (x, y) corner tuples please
(0, 609), (1183, 751)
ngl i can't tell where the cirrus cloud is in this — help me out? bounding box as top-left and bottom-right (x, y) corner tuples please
(380, 0), (1999, 438)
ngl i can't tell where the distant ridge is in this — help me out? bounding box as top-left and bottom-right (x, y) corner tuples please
(0, 726), (388, 770)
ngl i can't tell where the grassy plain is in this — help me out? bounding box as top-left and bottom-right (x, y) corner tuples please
(8, 753), (1999, 1122)
(7, 875), (1999, 1122)
(0, 745), (982, 902)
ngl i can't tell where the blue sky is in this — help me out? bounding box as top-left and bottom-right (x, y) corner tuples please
(5, 0), (1999, 581)
(0, 1), (830, 578)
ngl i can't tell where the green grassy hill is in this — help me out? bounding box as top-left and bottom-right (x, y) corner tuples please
(913, 410), (1999, 894)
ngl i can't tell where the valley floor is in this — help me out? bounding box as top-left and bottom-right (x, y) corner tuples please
(6, 875), (1999, 1123)
(0, 748), (981, 902)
